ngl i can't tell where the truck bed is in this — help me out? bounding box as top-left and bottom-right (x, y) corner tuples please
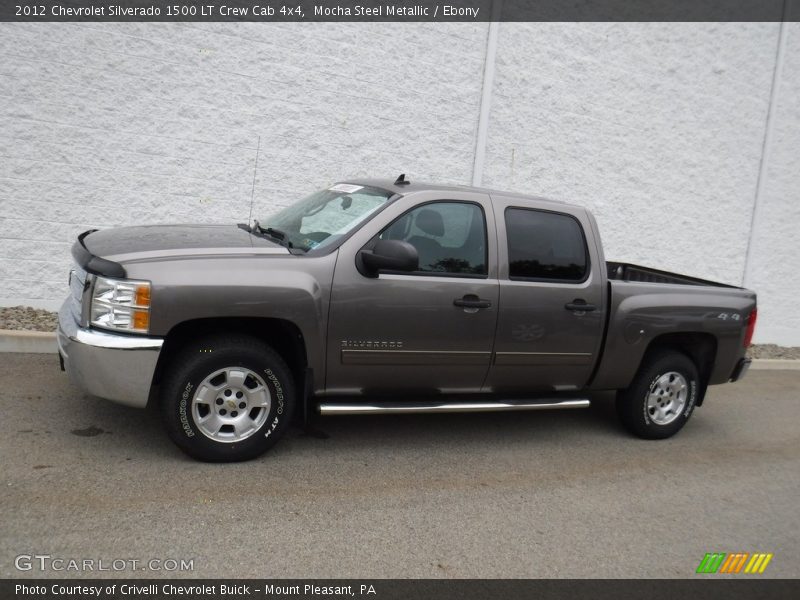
(591, 263), (756, 391)
(606, 262), (738, 288)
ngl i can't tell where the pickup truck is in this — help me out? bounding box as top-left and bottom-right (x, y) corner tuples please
(57, 176), (757, 461)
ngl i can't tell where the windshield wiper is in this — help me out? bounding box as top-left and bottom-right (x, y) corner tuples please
(252, 220), (294, 249)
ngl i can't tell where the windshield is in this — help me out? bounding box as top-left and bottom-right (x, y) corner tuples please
(260, 184), (394, 252)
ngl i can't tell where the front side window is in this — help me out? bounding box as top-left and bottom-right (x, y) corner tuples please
(379, 202), (487, 276)
(262, 184), (393, 252)
(505, 208), (588, 281)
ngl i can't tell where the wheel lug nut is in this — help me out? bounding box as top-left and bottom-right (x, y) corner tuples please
(238, 402), (246, 409)
(220, 409), (227, 415)
(224, 390), (232, 397)
(216, 398), (223, 405)
(236, 391), (243, 399)
(231, 411), (238, 417)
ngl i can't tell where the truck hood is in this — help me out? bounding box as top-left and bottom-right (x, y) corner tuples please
(79, 224), (289, 265)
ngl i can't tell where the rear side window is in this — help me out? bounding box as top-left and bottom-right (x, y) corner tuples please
(505, 208), (588, 282)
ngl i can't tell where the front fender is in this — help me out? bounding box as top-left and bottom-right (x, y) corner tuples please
(123, 253), (337, 380)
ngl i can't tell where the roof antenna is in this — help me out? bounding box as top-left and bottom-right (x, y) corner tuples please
(394, 173), (410, 186)
(247, 134), (261, 225)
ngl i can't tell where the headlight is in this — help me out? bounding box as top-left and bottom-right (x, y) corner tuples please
(90, 276), (151, 333)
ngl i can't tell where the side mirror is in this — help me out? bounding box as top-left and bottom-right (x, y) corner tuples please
(359, 240), (419, 277)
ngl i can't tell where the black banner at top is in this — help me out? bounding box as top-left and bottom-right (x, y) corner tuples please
(0, 0), (796, 22)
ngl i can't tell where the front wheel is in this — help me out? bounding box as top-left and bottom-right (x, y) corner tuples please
(616, 350), (700, 440)
(160, 335), (295, 462)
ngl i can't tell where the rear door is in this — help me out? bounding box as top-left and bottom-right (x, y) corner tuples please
(484, 197), (605, 393)
(325, 190), (499, 396)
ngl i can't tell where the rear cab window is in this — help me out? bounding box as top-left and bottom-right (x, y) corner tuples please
(504, 207), (589, 282)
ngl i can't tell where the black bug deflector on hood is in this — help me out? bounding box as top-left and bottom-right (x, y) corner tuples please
(71, 229), (126, 278)
(70, 224), (288, 278)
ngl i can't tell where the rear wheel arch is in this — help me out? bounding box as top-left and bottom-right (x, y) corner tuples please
(639, 332), (717, 406)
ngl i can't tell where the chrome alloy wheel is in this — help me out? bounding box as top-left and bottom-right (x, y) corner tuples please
(646, 371), (688, 425)
(192, 367), (271, 442)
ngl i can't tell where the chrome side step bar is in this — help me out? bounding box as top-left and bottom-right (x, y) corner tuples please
(318, 398), (590, 415)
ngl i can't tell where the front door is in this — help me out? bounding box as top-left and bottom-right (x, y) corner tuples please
(325, 194), (499, 396)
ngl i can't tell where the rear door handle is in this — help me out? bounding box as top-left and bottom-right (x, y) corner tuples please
(565, 300), (597, 312)
(454, 294), (492, 309)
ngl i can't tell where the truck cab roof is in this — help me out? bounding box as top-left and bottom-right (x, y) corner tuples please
(345, 177), (572, 209)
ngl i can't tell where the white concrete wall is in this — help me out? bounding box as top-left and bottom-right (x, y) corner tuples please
(743, 22), (800, 346)
(482, 23), (778, 285)
(0, 22), (797, 344)
(0, 22), (489, 302)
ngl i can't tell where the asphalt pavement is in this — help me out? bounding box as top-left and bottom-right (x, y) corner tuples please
(1, 353), (798, 578)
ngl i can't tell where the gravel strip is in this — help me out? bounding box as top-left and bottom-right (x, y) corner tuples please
(747, 343), (800, 360)
(0, 306), (58, 332)
(2, 305), (799, 360)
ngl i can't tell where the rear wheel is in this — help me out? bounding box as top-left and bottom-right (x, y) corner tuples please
(160, 334), (295, 461)
(616, 350), (700, 439)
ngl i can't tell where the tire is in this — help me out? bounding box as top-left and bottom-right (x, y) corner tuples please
(616, 349), (700, 440)
(160, 334), (295, 462)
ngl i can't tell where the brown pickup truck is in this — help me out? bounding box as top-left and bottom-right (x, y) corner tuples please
(57, 176), (757, 461)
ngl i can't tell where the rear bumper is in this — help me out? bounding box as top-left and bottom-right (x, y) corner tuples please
(57, 299), (163, 408)
(729, 357), (752, 383)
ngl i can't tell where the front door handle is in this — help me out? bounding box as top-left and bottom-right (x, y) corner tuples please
(454, 294), (492, 309)
(565, 299), (597, 312)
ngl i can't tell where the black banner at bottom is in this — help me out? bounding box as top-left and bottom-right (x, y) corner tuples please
(3, 579), (800, 600)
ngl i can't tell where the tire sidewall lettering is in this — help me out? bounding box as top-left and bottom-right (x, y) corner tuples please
(683, 380), (697, 418)
(264, 368), (285, 415)
(642, 375), (658, 426)
(179, 382), (195, 438)
(263, 368), (285, 438)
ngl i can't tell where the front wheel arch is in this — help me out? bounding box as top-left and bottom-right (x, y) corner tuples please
(151, 317), (309, 410)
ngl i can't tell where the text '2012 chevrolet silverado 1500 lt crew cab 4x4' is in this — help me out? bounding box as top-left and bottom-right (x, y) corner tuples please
(57, 175), (757, 461)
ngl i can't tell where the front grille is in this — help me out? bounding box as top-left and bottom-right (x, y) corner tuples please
(69, 265), (88, 323)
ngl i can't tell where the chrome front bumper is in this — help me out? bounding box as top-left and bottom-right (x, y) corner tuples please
(57, 299), (163, 408)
